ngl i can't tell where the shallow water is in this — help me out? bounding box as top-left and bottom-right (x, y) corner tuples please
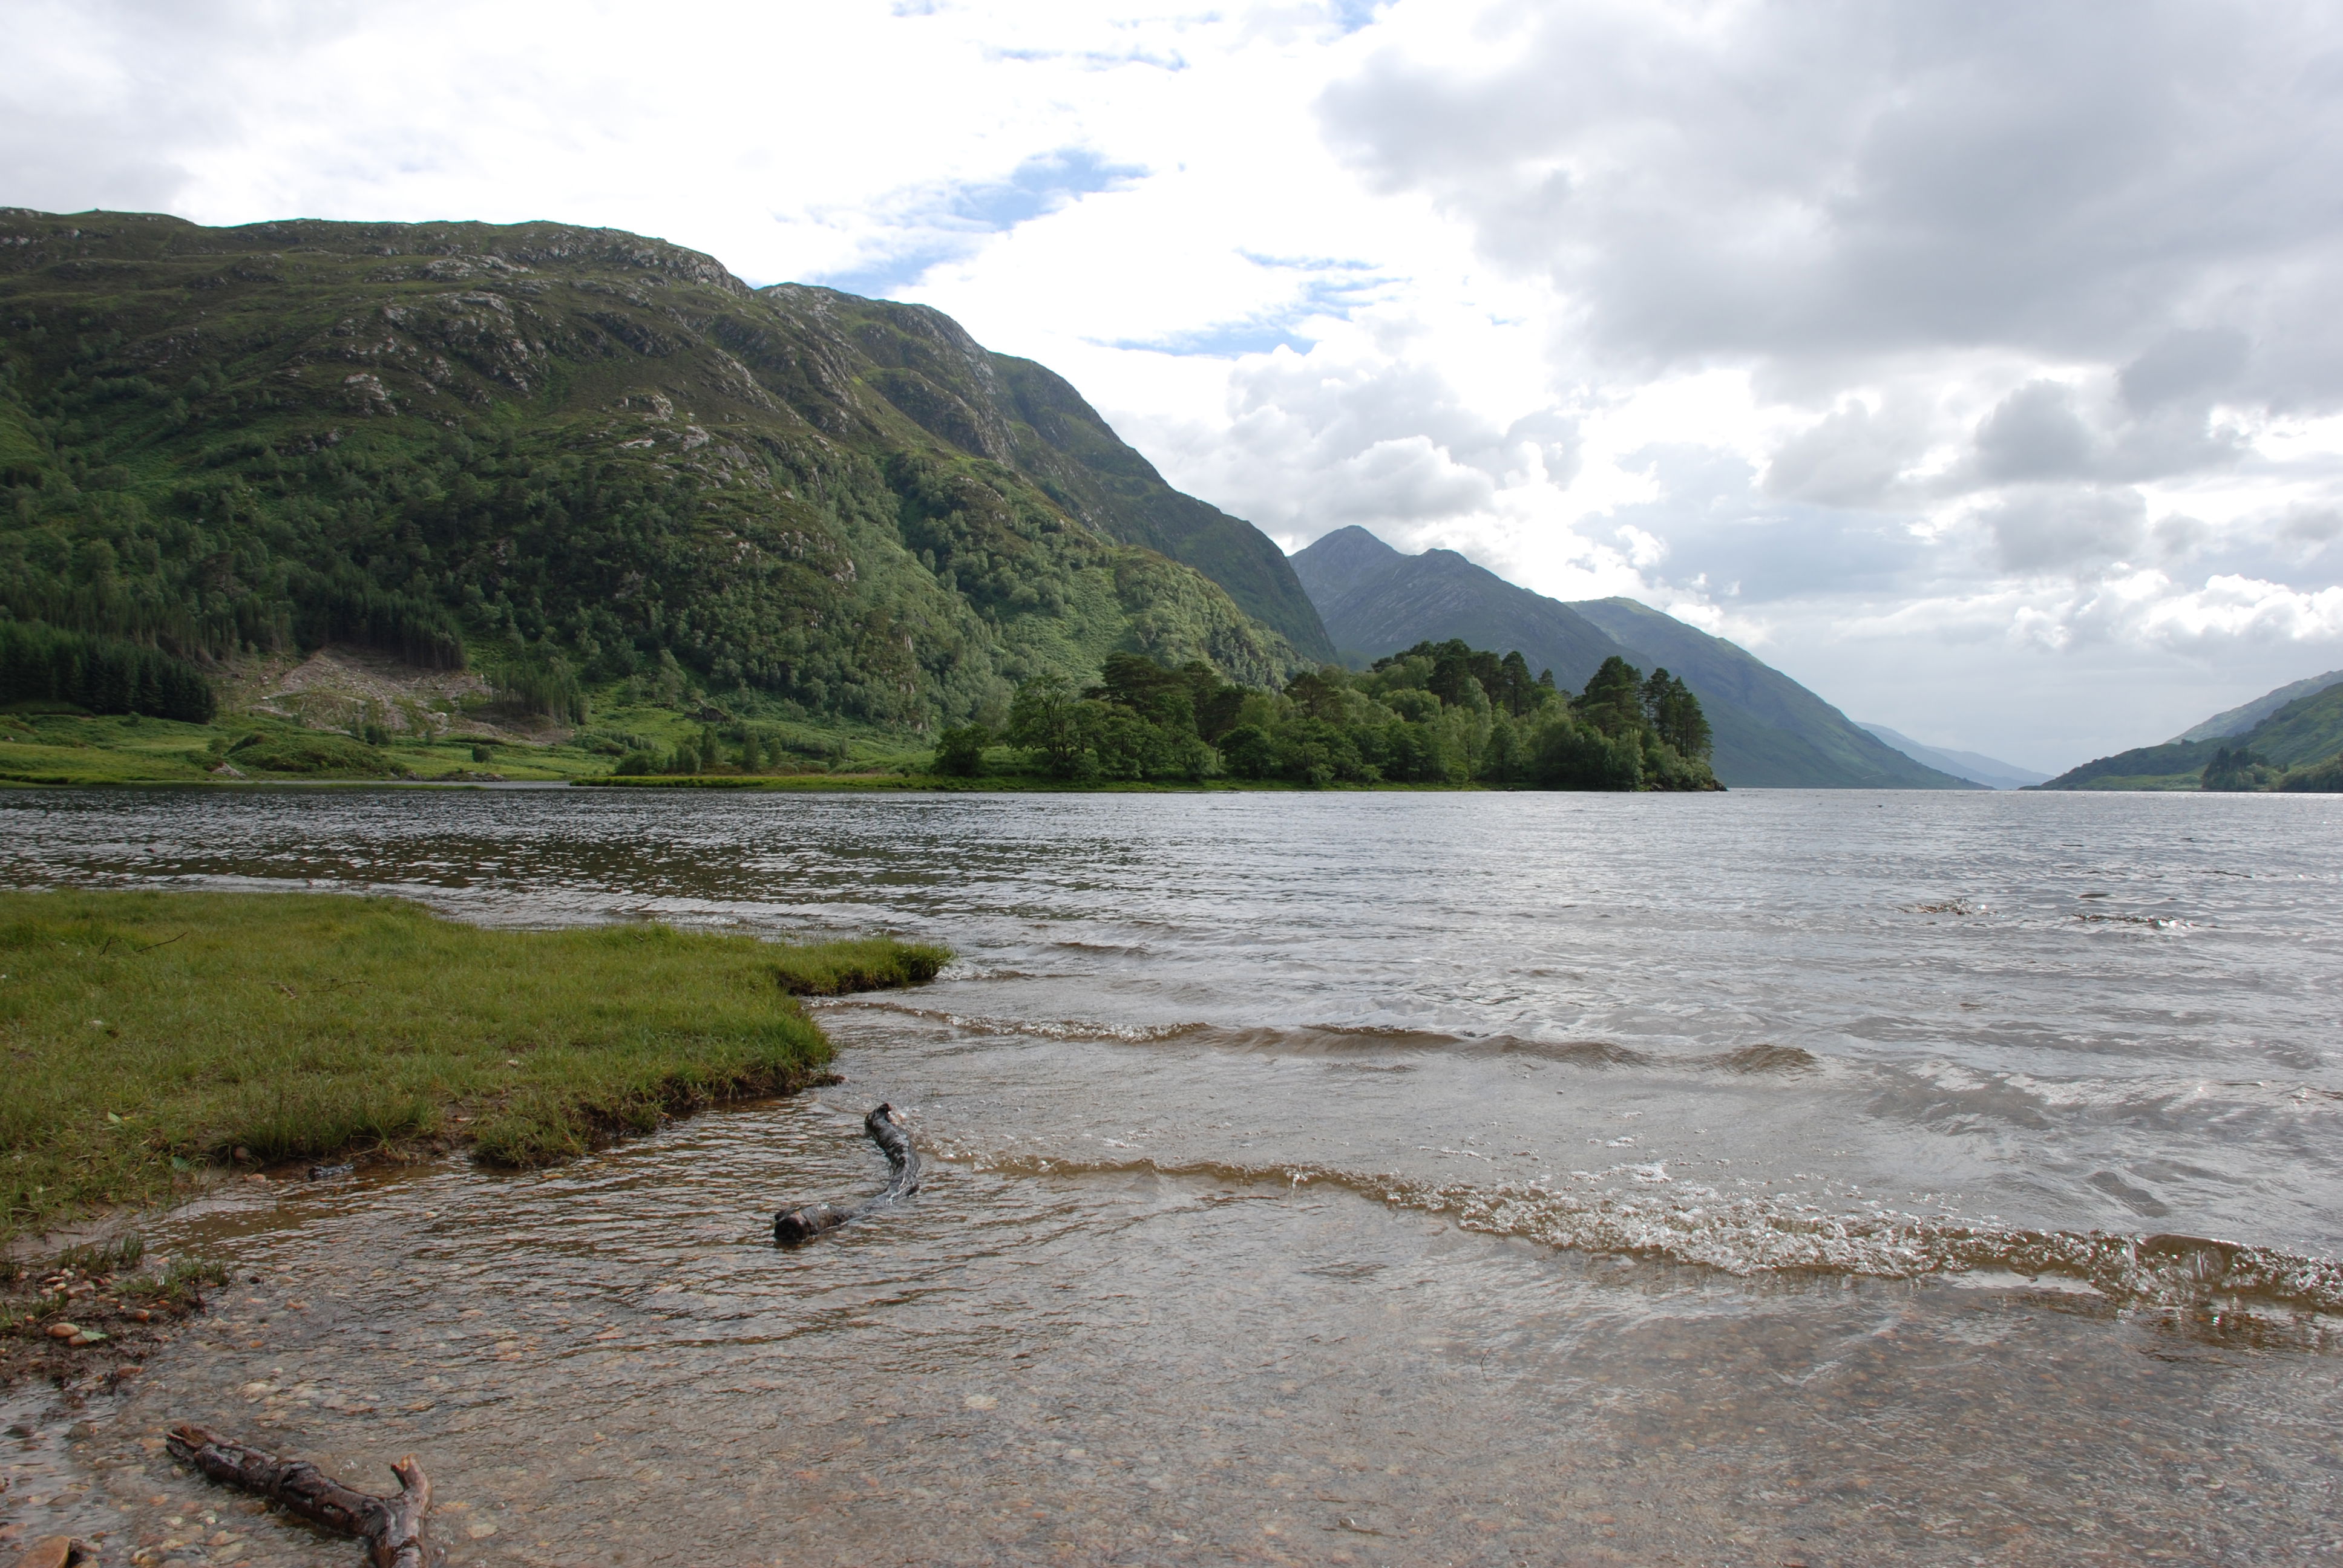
(5, 785), (2343, 1563)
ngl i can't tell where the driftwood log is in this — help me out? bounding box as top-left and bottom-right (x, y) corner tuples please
(166, 1424), (440, 1568)
(773, 1103), (922, 1246)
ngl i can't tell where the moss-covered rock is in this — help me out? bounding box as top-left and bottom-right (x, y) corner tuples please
(226, 730), (399, 776)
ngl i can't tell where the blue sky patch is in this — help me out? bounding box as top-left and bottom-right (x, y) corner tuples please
(1105, 259), (1391, 358)
(811, 146), (1145, 300)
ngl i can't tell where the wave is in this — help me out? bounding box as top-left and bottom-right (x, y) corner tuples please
(929, 1143), (2343, 1323)
(825, 1004), (1723, 1070)
(823, 999), (1212, 1045)
(1706, 1043), (1819, 1074)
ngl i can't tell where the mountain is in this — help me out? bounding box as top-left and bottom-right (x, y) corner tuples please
(2169, 668), (2343, 743)
(0, 207), (1329, 731)
(1291, 526), (1623, 681)
(1857, 724), (2048, 789)
(772, 289), (1331, 660)
(2035, 679), (2343, 789)
(1289, 526), (1974, 789)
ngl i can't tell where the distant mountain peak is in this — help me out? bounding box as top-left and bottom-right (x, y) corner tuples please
(1288, 526), (1403, 603)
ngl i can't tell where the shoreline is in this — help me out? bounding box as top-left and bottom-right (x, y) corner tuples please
(2, 887), (946, 1388)
(0, 890), (947, 1247)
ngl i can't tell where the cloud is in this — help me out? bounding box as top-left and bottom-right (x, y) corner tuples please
(1763, 399), (1927, 506)
(2120, 327), (2249, 410)
(1319, 2), (2343, 393)
(1980, 486), (2149, 571)
(1974, 383), (2099, 483)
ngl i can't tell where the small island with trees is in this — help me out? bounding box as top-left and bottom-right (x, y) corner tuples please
(968, 641), (1715, 789)
(808, 639), (1719, 791)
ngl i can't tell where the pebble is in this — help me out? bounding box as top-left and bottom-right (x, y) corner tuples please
(15, 1538), (90, 1568)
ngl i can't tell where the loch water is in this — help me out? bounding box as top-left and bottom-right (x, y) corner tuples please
(4, 785), (2342, 1564)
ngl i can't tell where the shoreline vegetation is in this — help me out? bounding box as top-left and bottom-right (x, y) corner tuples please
(0, 889), (949, 1248)
(4, 638), (1723, 793)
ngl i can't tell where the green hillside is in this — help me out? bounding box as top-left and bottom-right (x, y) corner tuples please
(2169, 667), (2343, 742)
(2035, 680), (2343, 790)
(2243, 681), (2343, 767)
(0, 207), (1323, 735)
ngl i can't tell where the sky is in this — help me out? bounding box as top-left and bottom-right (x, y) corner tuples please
(9, 0), (2343, 770)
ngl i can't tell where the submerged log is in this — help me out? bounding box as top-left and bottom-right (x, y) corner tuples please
(166, 1424), (439, 1568)
(774, 1102), (922, 1246)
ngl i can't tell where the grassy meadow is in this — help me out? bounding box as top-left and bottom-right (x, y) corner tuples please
(0, 889), (949, 1244)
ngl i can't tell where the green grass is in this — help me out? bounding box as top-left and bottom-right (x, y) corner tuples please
(0, 889), (950, 1242)
(769, 937), (950, 994)
(0, 701), (931, 786)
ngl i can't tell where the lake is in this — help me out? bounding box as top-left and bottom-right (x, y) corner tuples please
(5, 785), (2341, 1564)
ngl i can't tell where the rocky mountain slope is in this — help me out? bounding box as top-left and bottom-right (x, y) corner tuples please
(1291, 526), (1973, 789)
(0, 208), (1328, 730)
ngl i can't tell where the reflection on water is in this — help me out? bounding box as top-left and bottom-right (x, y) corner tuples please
(5, 785), (2343, 1561)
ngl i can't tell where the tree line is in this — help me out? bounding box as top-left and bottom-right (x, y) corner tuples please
(0, 619), (216, 722)
(2202, 743), (2342, 794)
(934, 640), (1718, 791)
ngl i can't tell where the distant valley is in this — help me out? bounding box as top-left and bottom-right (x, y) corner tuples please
(1855, 725), (2048, 791)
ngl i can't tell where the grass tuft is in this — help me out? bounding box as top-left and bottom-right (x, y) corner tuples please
(0, 889), (949, 1241)
(771, 937), (953, 995)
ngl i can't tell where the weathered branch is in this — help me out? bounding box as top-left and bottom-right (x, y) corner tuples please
(166, 1425), (439, 1568)
(773, 1103), (922, 1246)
